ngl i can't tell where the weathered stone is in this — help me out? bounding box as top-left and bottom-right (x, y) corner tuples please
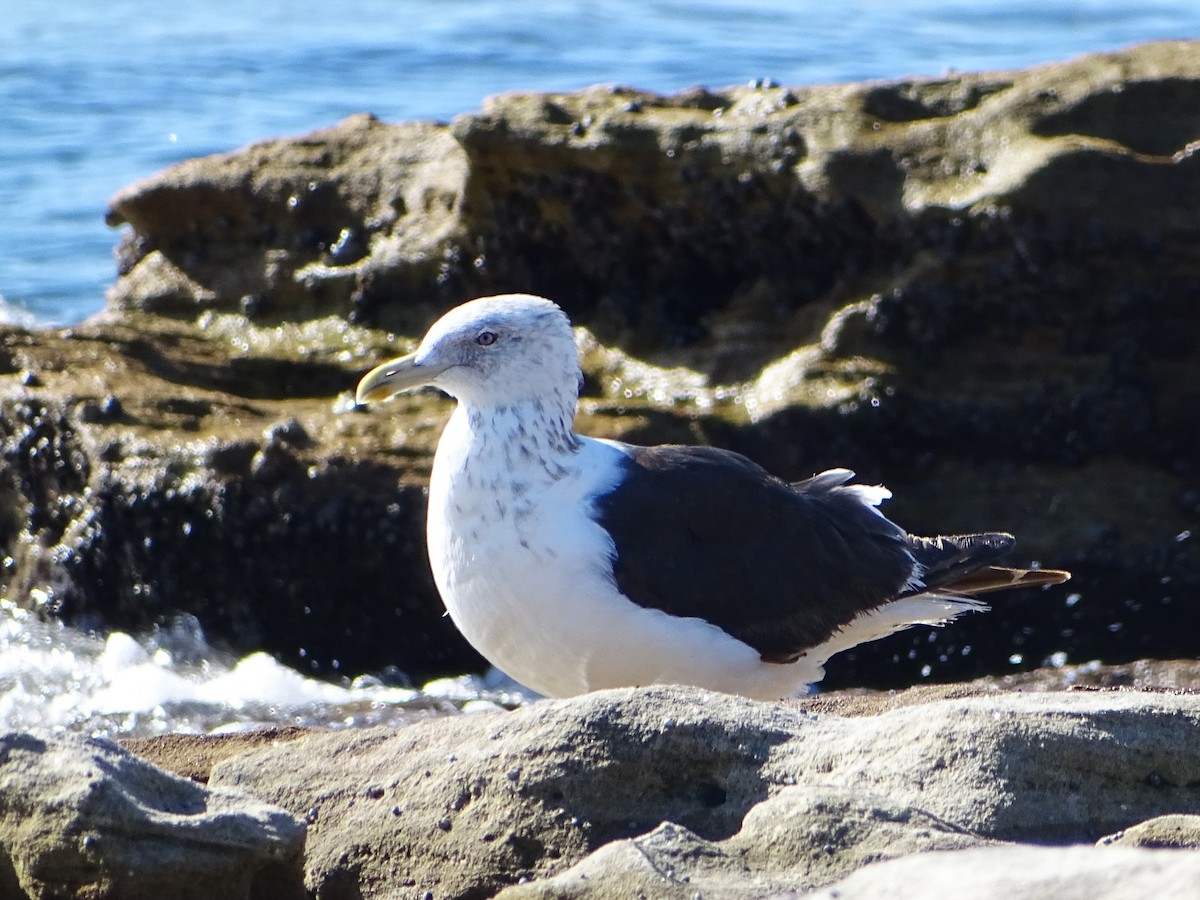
(494, 787), (994, 900)
(210, 688), (789, 900)
(202, 685), (1200, 899)
(772, 690), (1200, 843)
(120, 728), (313, 785)
(106, 115), (467, 328)
(805, 845), (1200, 900)
(0, 730), (305, 900)
(1099, 814), (1200, 849)
(123, 659), (1200, 778)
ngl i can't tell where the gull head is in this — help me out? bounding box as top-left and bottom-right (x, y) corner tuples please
(355, 294), (581, 410)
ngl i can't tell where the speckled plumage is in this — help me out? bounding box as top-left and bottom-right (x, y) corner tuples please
(356, 294), (1069, 699)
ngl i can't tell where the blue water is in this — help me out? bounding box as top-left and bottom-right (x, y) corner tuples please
(2, 1), (1198, 325)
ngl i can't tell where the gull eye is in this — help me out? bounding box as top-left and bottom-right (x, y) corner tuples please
(476, 331), (498, 346)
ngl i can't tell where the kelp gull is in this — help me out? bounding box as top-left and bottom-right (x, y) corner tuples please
(356, 294), (1069, 699)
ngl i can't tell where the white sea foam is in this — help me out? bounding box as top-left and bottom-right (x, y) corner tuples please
(0, 600), (533, 738)
(0, 295), (41, 329)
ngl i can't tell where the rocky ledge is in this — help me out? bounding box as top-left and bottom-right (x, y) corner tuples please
(2, 40), (1197, 686)
(3, 680), (1200, 898)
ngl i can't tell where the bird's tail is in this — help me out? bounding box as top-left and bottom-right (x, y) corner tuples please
(905, 532), (1071, 597)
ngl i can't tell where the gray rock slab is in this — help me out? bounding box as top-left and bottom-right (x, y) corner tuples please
(768, 688), (1200, 841)
(495, 785), (995, 899)
(207, 685), (1200, 899)
(0, 731), (305, 900)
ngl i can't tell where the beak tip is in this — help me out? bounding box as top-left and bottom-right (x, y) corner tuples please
(354, 352), (428, 406)
(354, 380), (390, 406)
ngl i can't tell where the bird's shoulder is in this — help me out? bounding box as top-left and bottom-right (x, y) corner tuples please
(604, 442), (801, 507)
(600, 443), (881, 536)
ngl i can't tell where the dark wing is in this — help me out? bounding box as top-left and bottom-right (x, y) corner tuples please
(591, 445), (920, 663)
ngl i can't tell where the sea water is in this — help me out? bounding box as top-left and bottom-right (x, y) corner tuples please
(2, 1), (1199, 734)
(3, 0), (1199, 325)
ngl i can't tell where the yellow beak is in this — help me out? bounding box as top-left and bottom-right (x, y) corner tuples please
(355, 353), (448, 404)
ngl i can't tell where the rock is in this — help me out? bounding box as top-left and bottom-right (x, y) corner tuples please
(120, 727), (313, 785)
(0, 314), (482, 680)
(805, 845), (1200, 900)
(200, 685), (1200, 899)
(106, 114), (467, 329)
(1099, 814), (1200, 849)
(772, 690), (1200, 842)
(494, 787), (994, 900)
(124, 658), (1200, 777)
(4, 41), (1200, 685)
(0, 730), (305, 900)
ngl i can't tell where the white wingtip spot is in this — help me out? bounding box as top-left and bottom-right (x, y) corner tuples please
(842, 483), (892, 512)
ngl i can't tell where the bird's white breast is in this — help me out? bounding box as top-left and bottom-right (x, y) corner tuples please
(427, 408), (626, 695)
(425, 408), (814, 698)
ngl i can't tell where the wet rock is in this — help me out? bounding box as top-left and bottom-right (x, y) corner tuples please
(0, 730), (305, 900)
(200, 685), (1200, 899)
(0, 314), (480, 680)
